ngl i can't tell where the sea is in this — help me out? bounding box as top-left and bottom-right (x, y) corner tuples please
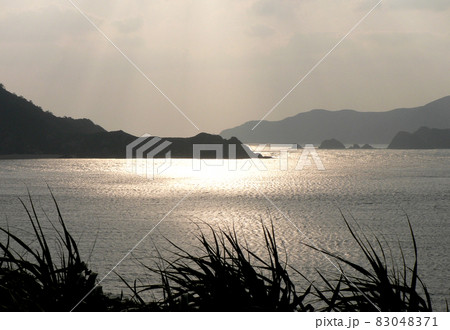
(0, 148), (449, 310)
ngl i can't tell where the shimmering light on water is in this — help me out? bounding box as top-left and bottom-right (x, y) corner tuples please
(0, 149), (449, 309)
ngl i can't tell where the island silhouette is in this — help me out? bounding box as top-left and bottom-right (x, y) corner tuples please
(0, 84), (258, 159)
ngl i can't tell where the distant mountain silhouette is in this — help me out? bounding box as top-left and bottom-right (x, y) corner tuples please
(361, 144), (374, 149)
(319, 138), (345, 149)
(388, 127), (450, 149)
(348, 144), (361, 149)
(0, 84), (255, 158)
(348, 144), (374, 149)
(220, 96), (450, 144)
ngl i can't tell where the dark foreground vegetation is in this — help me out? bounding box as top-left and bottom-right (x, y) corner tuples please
(0, 193), (437, 312)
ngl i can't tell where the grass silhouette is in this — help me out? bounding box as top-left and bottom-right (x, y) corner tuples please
(0, 191), (123, 311)
(0, 193), (438, 311)
(122, 218), (433, 312)
(302, 214), (432, 311)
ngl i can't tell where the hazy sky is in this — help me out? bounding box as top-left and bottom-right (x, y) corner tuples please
(1, 0), (449, 137)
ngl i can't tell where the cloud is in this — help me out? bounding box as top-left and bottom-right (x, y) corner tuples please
(388, 0), (450, 11)
(0, 5), (95, 44)
(247, 24), (276, 38)
(0, 0), (449, 137)
(113, 16), (143, 34)
(250, 0), (297, 19)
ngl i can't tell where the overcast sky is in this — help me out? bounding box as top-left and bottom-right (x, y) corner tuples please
(1, 0), (449, 137)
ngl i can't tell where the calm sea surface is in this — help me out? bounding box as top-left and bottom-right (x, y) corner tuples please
(0, 150), (449, 310)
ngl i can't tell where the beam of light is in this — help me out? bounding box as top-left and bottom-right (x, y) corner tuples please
(66, 0), (200, 131)
(252, 0), (384, 131)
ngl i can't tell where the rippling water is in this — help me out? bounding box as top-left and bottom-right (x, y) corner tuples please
(0, 149), (449, 309)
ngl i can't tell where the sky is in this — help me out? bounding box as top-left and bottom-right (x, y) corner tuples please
(0, 0), (449, 137)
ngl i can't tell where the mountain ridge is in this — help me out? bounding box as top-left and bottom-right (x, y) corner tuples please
(220, 96), (450, 144)
(0, 84), (255, 158)
(0, 84), (106, 154)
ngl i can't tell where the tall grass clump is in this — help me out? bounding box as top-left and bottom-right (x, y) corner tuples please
(0, 191), (437, 312)
(125, 222), (313, 311)
(0, 192), (105, 311)
(304, 216), (433, 312)
(126, 216), (434, 312)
